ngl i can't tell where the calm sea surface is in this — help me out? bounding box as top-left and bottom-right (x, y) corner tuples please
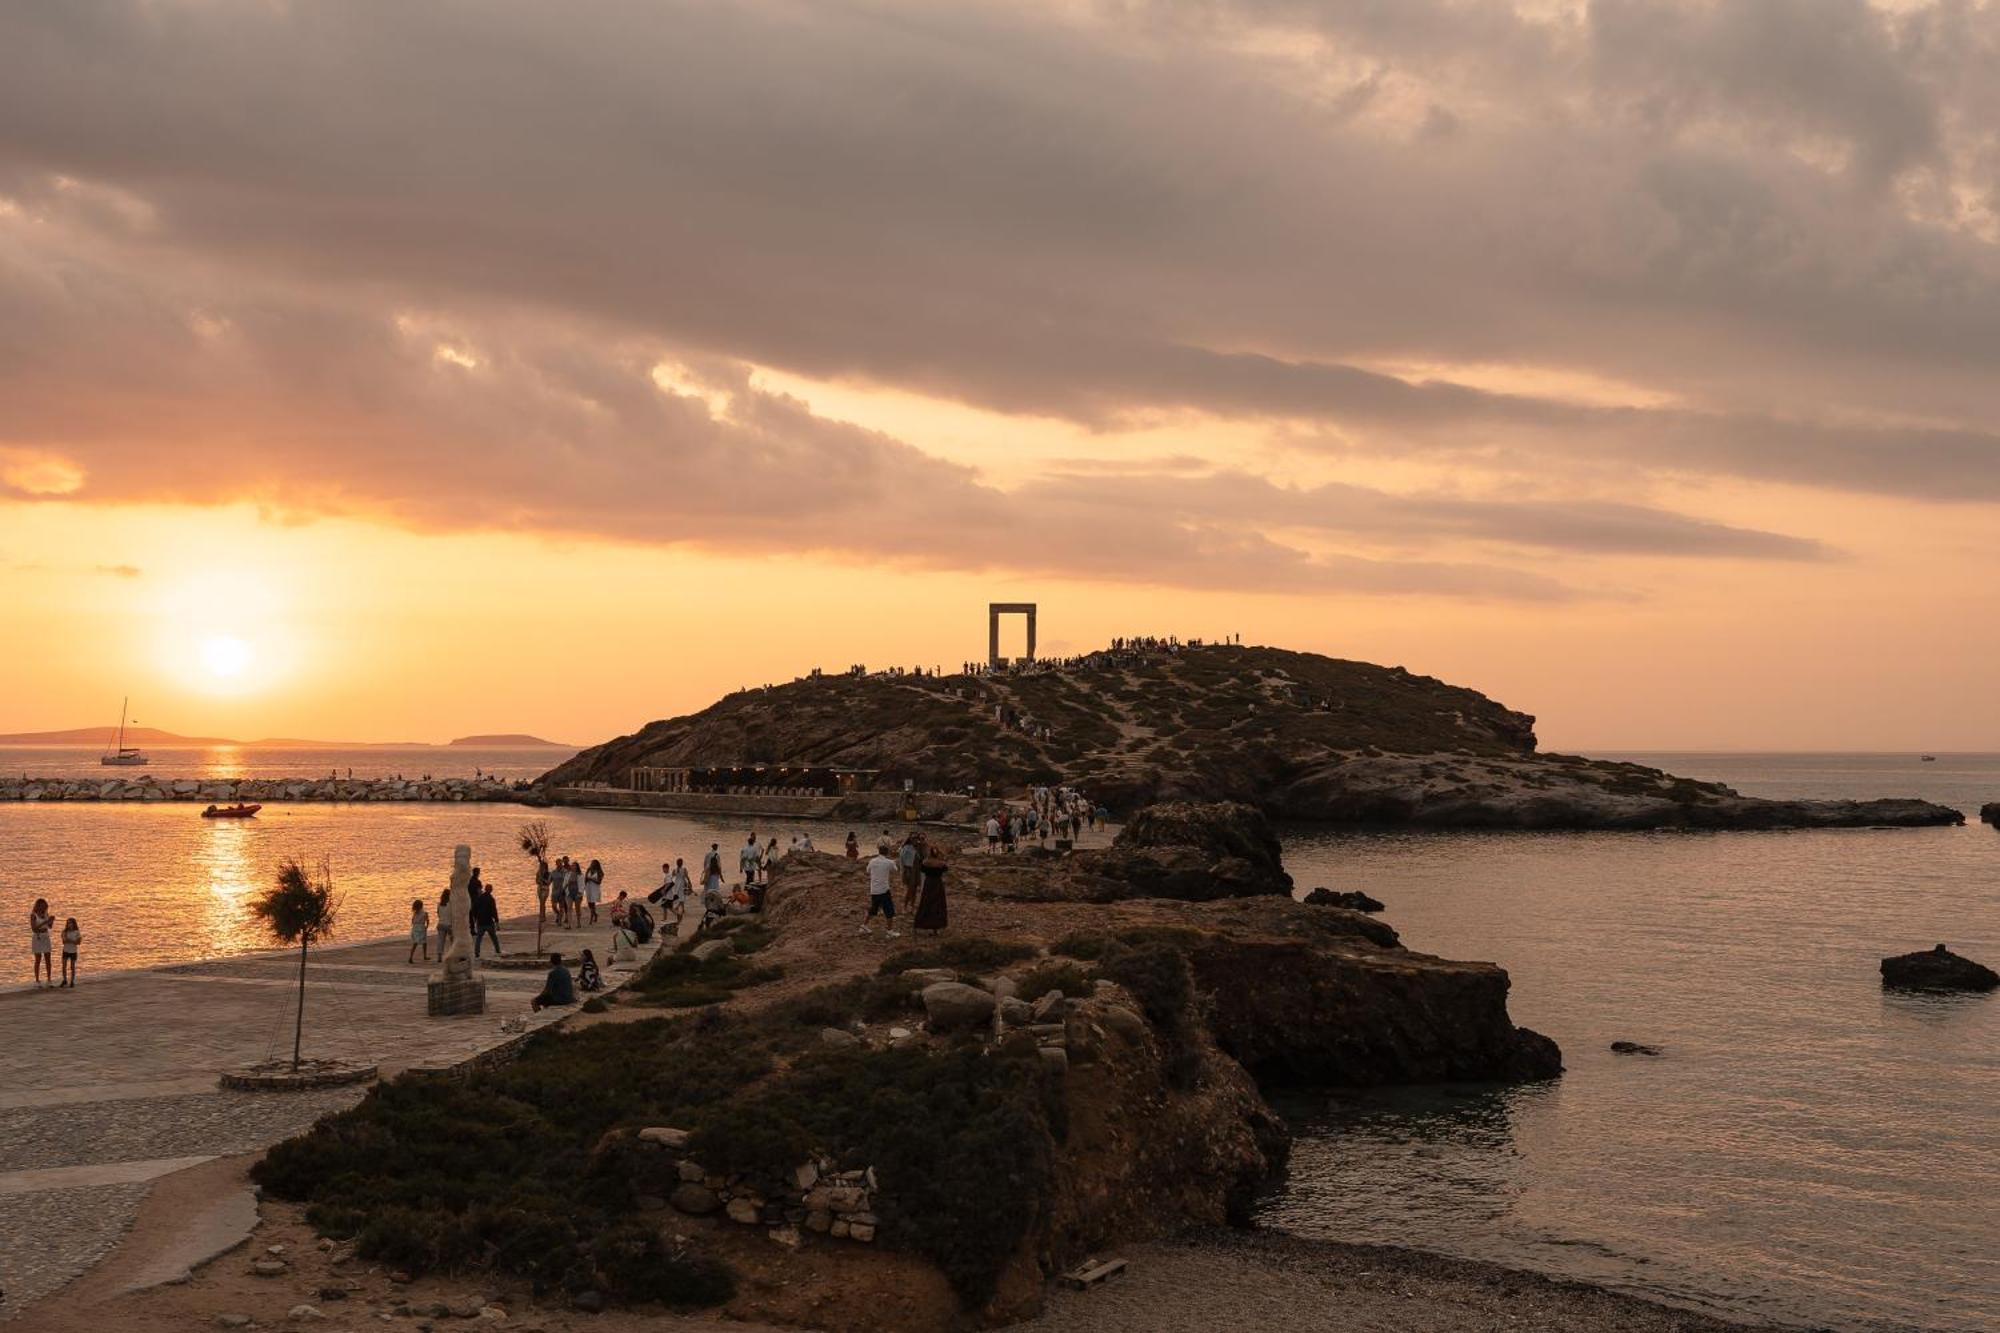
(1265, 752), (2000, 1333)
(0, 749), (1993, 1330)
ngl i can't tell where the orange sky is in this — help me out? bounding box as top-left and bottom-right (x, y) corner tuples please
(4, 2), (1998, 752)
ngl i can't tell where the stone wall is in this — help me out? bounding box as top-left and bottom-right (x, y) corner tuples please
(0, 775), (523, 804)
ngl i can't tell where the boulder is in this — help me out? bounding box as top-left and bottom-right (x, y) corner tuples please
(819, 1027), (860, 1048)
(997, 997), (1033, 1027)
(669, 1183), (721, 1215)
(1302, 887), (1385, 913)
(1982, 802), (1999, 828)
(1029, 802), (1295, 901)
(725, 1197), (761, 1225)
(1609, 1041), (1662, 1056)
(920, 981), (996, 1031)
(1880, 944), (1999, 992)
(637, 1126), (690, 1149)
(689, 939), (733, 962)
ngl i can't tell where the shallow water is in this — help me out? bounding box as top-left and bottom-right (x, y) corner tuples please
(0, 802), (834, 971)
(1263, 752), (2000, 1333)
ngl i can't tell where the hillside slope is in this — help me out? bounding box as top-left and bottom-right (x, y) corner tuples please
(543, 644), (1960, 830)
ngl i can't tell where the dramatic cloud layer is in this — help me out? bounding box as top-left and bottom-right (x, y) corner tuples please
(2, 1), (1995, 595)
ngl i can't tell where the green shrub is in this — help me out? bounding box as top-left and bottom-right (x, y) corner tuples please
(878, 937), (1036, 976)
(252, 1015), (789, 1305)
(1094, 944), (1202, 1090)
(631, 948), (784, 1008)
(1051, 932), (1112, 961)
(771, 976), (918, 1028)
(696, 1046), (1056, 1306)
(1015, 961), (1091, 1003)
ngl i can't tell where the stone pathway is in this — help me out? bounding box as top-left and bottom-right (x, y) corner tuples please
(0, 912), (657, 1316)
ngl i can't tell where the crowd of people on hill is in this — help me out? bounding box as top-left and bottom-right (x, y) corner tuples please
(980, 785), (1103, 853)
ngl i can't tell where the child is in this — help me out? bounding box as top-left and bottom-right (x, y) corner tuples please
(59, 917), (80, 988)
(408, 898), (430, 964)
(577, 947), (603, 993)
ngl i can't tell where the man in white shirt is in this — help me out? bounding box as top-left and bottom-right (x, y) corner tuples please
(740, 833), (761, 884)
(861, 842), (900, 937)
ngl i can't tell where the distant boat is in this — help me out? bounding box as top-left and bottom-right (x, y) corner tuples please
(1920, 754), (1937, 762)
(99, 698), (149, 766)
(201, 803), (262, 819)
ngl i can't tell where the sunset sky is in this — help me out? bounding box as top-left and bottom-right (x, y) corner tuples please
(4, 0), (1998, 751)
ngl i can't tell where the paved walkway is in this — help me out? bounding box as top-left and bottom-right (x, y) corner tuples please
(0, 911), (658, 1316)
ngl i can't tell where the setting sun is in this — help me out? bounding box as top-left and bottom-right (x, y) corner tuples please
(200, 635), (253, 679)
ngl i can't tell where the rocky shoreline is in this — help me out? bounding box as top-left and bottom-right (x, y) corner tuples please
(0, 774), (523, 804)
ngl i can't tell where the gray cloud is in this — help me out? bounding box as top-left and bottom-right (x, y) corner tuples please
(0, 0), (1993, 595)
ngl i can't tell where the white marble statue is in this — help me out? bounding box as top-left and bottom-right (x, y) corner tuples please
(439, 843), (476, 980)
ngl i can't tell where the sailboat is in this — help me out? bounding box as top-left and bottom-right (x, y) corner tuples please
(100, 697), (149, 766)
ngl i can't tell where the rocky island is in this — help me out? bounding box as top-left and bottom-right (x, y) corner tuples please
(543, 643), (1962, 830)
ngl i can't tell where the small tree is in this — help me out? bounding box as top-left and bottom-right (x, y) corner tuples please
(518, 820), (552, 954)
(253, 857), (341, 1070)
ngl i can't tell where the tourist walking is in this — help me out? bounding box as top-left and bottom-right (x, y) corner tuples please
(548, 856), (568, 927)
(471, 881), (502, 957)
(701, 844), (725, 898)
(764, 837), (781, 881)
(59, 917), (81, 987)
(860, 841), (900, 937)
(740, 833), (761, 885)
(28, 899), (54, 987)
(899, 833), (923, 908)
(583, 858), (604, 924)
(408, 897), (430, 964)
(914, 845), (949, 935)
(436, 888), (454, 954)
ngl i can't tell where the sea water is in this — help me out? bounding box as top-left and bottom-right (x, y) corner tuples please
(0, 750), (1992, 1329)
(1266, 753), (2000, 1333)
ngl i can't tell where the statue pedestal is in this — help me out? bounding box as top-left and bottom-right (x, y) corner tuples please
(427, 975), (486, 1016)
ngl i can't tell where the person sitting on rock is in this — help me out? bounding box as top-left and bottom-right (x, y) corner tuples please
(576, 948), (603, 993)
(531, 953), (576, 1011)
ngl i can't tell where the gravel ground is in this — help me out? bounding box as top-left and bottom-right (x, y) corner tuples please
(1011, 1229), (1805, 1333)
(0, 1088), (366, 1174)
(0, 1181), (149, 1319)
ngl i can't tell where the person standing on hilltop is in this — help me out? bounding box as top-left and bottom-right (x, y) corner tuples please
(914, 843), (949, 935)
(899, 833), (923, 907)
(985, 812), (1001, 853)
(861, 840), (900, 938)
(844, 830), (860, 859)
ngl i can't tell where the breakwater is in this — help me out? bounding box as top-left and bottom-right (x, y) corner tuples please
(0, 774), (524, 804)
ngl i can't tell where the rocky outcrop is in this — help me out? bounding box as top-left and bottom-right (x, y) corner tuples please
(540, 642), (1963, 830)
(1303, 887), (1385, 912)
(1982, 803), (1999, 828)
(1880, 945), (1999, 992)
(0, 774), (521, 804)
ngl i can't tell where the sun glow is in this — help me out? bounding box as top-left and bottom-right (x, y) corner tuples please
(201, 634), (253, 679)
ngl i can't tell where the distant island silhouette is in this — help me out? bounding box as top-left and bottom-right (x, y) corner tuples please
(0, 725), (573, 749)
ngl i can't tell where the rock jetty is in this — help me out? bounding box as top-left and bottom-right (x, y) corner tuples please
(542, 642), (1964, 831)
(1880, 944), (2000, 992)
(0, 774), (521, 804)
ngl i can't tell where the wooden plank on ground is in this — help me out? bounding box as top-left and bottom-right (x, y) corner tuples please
(1060, 1257), (1128, 1290)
